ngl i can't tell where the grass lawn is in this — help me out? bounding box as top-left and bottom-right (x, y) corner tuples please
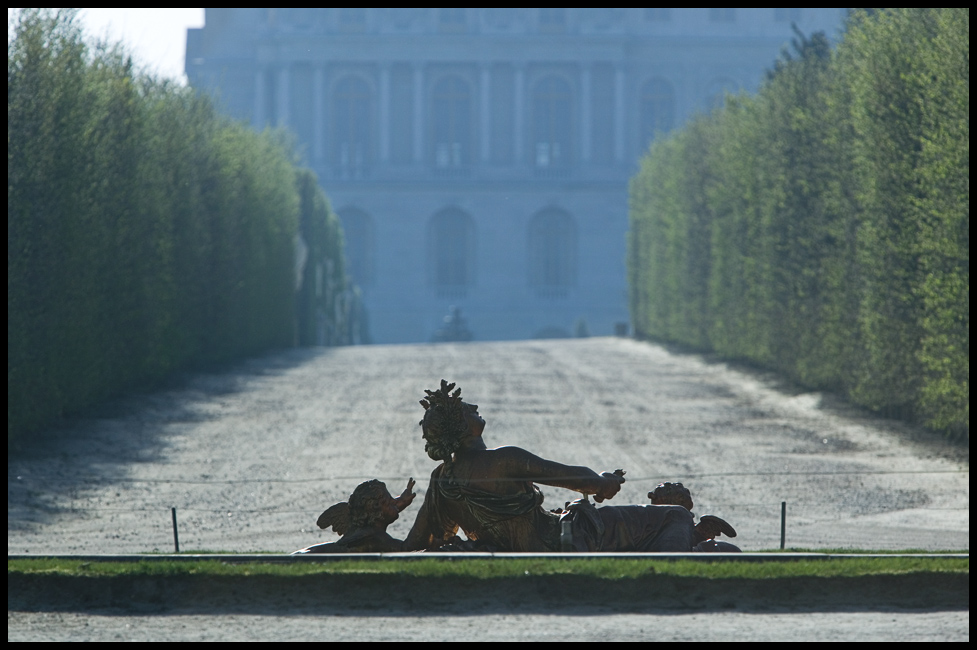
(8, 554), (968, 581)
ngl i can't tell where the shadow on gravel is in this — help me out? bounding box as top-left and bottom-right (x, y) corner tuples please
(9, 573), (969, 616)
(7, 347), (335, 531)
(648, 339), (969, 464)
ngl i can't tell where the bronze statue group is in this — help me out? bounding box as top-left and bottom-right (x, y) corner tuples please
(294, 380), (740, 554)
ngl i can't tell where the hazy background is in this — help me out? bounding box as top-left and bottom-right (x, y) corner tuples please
(8, 9), (967, 442)
(7, 8), (204, 83)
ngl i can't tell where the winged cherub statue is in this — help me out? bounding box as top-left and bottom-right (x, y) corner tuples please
(292, 478), (416, 554)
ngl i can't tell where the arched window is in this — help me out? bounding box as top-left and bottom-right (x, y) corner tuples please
(528, 208), (576, 297)
(429, 208), (476, 298)
(532, 76), (573, 168)
(640, 78), (675, 147)
(336, 207), (375, 287)
(431, 76), (471, 169)
(339, 8), (366, 32)
(539, 8), (566, 32)
(280, 8), (315, 28)
(438, 9), (466, 33)
(333, 76), (373, 176)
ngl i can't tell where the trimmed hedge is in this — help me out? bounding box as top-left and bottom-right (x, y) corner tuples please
(294, 168), (368, 347)
(628, 9), (968, 439)
(8, 9), (356, 443)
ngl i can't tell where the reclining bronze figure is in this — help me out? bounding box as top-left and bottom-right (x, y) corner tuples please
(294, 380), (739, 553)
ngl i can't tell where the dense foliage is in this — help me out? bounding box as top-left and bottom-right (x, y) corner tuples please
(294, 168), (369, 347)
(628, 9), (968, 439)
(8, 9), (356, 442)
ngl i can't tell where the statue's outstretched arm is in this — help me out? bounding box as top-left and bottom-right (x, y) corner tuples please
(496, 446), (625, 501)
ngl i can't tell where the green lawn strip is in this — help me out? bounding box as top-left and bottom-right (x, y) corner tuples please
(8, 556), (968, 581)
(762, 548), (969, 554)
(168, 547), (968, 555)
(133, 547), (967, 556)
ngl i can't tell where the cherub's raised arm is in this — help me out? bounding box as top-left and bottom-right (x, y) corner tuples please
(496, 447), (624, 501)
(394, 478), (416, 512)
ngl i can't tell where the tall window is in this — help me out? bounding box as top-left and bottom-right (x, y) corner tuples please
(281, 8), (315, 28)
(532, 76), (573, 169)
(431, 76), (471, 170)
(429, 208), (475, 298)
(291, 64), (314, 149)
(438, 9), (466, 32)
(539, 8), (566, 32)
(490, 65), (514, 164)
(339, 8), (366, 32)
(390, 65), (413, 163)
(528, 208), (576, 297)
(336, 207), (375, 288)
(709, 8), (736, 23)
(591, 64), (615, 164)
(774, 8), (801, 23)
(333, 76), (373, 176)
(262, 68), (277, 127)
(640, 78), (675, 147)
(644, 8), (671, 22)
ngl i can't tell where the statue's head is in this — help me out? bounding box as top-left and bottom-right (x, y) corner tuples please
(648, 481), (694, 511)
(418, 379), (481, 462)
(349, 479), (396, 528)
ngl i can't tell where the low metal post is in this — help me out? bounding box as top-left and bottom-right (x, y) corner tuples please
(172, 507), (180, 553)
(780, 501), (786, 550)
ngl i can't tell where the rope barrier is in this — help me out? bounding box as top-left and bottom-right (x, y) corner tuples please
(8, 504), (969, 516)
(9, 467), (968, 524)
(9, 468), (969, 485)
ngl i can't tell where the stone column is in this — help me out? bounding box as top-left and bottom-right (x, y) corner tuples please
(413, 63), (424, 163)
(312, 65), (324, 163)
(277, 64), (290, 127)
(514, 64), (525, 164)
(614, 64), (625, 163)
(480, 64), (491, 164)
(580, 63), (592, 163)
(379, 64), (391, 163)
(253, 68), (266, 128)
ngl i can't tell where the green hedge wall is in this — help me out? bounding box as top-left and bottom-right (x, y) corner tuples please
(8, 10), (356, 443)
(294, 168), (369, 347)
(628, 9), (968, 439)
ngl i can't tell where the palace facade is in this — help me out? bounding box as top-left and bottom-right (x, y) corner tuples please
(186, 8), (846, 343)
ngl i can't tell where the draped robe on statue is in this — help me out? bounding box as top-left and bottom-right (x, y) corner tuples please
(421, 463), (695, 552)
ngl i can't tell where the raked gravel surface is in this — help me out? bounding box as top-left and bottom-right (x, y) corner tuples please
(8, 338), (969, 641)
(6, 610), (969, 642)
(8, 337), (968, 554)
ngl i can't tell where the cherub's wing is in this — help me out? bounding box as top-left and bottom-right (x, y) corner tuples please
(699, 514), (737, 538)
(316, 502), (350, 536)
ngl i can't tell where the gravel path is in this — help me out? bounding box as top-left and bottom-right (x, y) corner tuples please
(8, 337), (968, 554)
(7, 610), (969, 642)
(8, 338), (969, 640)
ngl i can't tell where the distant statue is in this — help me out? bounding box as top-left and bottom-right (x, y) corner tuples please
(402, 380), (741, 552)
(432, 306), (473, 342)
(292, 478), (416, 554)
(573, 318), (590, 338)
